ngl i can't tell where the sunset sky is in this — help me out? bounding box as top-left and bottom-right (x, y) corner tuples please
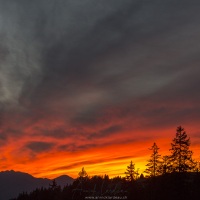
(0, 0), (200, 179)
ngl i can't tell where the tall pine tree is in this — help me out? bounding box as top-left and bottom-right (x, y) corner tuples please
(125, 161), (138, 181)
(145, 142), (161, 177)
(159, 155), (172, 175)
(170, 126), (196, 172)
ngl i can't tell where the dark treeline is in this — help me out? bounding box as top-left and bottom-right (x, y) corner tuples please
(11, 126), (200, 200)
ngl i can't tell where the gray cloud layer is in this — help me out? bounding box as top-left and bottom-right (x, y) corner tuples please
(25, 141), (55, 153)
(0, 0), (200, 152)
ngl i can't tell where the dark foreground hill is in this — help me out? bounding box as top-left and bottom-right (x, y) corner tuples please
(0, 170), (74, 200)
(11, 172), (200, 200)
(130, 172), (200, 200)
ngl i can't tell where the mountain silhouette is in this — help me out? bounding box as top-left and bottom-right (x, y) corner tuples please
(0, 170), (74, 200)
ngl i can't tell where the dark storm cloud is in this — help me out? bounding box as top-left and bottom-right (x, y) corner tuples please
(0, 0), (200, 144)
(0, 133), (6, 144)
(88, 125), (124, 139)
(31, 127), (71, 139)
(25, 141), (55, 153)
(58, 143), (97, 152)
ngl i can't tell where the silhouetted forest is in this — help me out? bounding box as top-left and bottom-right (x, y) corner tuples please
(11, 126), (200, 200)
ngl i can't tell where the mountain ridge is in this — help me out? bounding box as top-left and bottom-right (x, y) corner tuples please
(0, 170), (74, 200)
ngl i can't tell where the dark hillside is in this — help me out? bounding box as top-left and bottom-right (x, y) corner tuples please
(12, 172), (200, 200)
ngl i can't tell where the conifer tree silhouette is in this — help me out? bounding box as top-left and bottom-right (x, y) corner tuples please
(125, 161), (138, 181)
(75, 167), (89, 196)
(78, 167), (88, 179)
(49, 179), (58, 190)
(145, 142), (161, 177)
(159, 155), (171, 174)
(170, 126), (196, 172)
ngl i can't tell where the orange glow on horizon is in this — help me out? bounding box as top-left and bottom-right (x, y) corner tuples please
(1, 124), (200, 179)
